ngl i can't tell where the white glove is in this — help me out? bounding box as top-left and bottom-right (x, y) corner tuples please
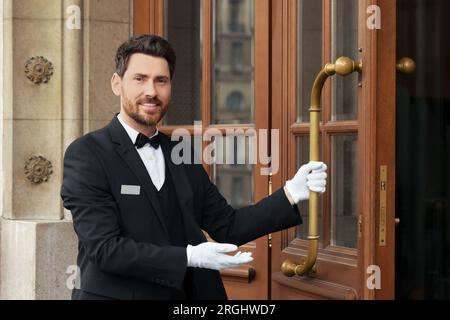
(285, 161), (327, 204)
(186, 242), (253, 271)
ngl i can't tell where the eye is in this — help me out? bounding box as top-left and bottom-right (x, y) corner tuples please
(157, 77), (169, 85)
(135, 76), (143, 82)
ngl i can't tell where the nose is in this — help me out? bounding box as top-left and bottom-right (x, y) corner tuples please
(144, 81), (157, 97)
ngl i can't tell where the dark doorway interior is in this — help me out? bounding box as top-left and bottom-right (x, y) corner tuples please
(396, 0), (450, 299)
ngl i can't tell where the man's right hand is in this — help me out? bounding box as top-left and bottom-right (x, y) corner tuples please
(285, 161), (327, 204)
(186, 242), (253, 271)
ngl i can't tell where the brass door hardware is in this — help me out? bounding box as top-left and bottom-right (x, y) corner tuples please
(281, 57), (362, 277)
(379, 166), (388, 246)
(396, 57), (416, 74)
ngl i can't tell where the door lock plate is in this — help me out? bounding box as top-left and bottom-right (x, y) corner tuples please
(379, 166), (387, 246)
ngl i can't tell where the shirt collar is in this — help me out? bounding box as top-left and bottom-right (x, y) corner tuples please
(117, 113), (159, 145)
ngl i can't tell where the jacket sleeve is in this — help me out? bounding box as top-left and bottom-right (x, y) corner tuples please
(197, 164), (302, 246)
(61, 137), (187, 290)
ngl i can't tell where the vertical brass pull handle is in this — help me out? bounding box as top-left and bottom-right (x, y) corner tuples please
(281, 57), (362, 277)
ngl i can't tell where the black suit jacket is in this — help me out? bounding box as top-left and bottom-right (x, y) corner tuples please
(61, 116), (302, 300)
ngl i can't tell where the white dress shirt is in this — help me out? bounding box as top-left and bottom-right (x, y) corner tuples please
(117, 114), (165, 191)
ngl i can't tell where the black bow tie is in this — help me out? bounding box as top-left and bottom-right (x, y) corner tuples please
(134, 133), (161, 149)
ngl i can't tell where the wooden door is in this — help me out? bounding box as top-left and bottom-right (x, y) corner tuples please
(133, 0), (271, 299)
(270, 0), (397, 300)
(133, 0), (421, 300)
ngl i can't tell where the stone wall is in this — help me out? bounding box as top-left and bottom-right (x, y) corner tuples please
(0, 0), (133, 299)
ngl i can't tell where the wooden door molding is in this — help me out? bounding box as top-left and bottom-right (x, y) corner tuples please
(134, 0), (165, 36)
(357, 0), (379, 300)
(272, 272), (357, 300)
(373, 0), (396, 299)
(356, 0), (396, 300)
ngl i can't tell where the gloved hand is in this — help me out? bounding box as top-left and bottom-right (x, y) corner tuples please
(186, 242), (253, 271)
(285, 161), (327, 204)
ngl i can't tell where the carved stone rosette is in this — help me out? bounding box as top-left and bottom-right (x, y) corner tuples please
(24, 156), (53, 184)
(24, 56), (54, 84)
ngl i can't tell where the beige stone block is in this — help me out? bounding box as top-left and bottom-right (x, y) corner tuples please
(0, 219), (37, 299)
(86, 21), (129, 121)
(88, 0), (131, 23)
(12, 0), (62, 20)
(35, 221), (77, 300)
(2, 17), (14, 121)
(12, 19), (62, 120)
(3, 0), (12, 19)
(11, 119), (63, 220)
(0, 219), (77, 300)
(1, 120), (14, 218)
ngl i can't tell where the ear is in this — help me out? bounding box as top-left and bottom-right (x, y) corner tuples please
(111, 73), (122, 96)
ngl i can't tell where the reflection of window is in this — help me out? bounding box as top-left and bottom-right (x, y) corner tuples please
(231, 42), (243, 71)
(232, 176), (243, 205)
(226, 91), (244, 111)
(229, 0), (242, 32)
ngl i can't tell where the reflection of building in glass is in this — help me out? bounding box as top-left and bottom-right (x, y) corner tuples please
(212, 0), (255, 209)
(216, 166), (252, 208)
(214, 135), (254, 209)
(213, 0), (254, 124)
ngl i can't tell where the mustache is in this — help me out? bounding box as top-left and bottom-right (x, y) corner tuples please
(137, 97), (162, 105)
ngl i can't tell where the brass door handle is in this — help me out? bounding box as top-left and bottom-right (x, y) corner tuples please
(220, 267), (256, 283)
(396, 57), (416, 74)
(281, 57), (362, 277)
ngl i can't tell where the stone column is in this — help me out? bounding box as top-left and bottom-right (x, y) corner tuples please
(63, 0), (84, 154)
(62, 0), (84, 220)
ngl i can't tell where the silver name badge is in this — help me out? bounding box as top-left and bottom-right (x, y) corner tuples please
(120, 185), (141, 195)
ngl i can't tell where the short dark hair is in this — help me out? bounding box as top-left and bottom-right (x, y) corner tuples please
(115, 34), (176, 79)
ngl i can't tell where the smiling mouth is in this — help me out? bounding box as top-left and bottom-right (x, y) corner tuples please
(139, 102), (161, 112)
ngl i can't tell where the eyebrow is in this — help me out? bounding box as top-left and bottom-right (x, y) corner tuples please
(132, 73), (149, 78)
(132, 73), (170, 79)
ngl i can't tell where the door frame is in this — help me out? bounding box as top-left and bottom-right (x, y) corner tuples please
(373, 0), (396, 300)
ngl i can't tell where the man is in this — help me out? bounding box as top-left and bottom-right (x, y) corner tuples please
(61, 34), (327, 300)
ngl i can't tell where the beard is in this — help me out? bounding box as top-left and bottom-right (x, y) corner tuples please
(122, 94), (166, 127)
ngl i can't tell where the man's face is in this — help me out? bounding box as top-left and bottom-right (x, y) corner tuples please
(112, 53), (171, 128)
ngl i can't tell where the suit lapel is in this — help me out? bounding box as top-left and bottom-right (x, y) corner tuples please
(107, 116), (168, 236)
